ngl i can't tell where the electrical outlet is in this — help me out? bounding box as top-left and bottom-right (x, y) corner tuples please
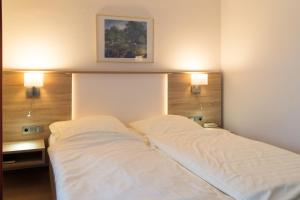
(190, 115), (203, 122)
(22, 125), (43, 135)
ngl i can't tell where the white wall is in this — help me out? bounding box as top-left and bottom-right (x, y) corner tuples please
(222, 0), (300, 153)
(3, 0), (220, 71)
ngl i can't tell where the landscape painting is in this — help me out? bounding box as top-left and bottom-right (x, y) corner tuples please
(97, 15), (154, 63)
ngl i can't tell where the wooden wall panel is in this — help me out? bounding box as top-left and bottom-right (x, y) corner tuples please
(168, 73), (222, 126)
(3, 72), (71, 142)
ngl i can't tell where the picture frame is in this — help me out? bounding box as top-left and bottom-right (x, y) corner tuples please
(97, 15), (154, 63)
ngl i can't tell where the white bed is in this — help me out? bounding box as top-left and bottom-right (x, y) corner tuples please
(130, 115), (300, 200)
(49, 73), (300, 200)
(48, 129), (233, 200)
(48, 74), (233, 200)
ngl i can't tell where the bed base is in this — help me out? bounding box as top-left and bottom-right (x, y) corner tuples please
(49, 162), (57, 200)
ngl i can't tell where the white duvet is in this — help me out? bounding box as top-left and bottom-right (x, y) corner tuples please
(148, 128), (300, 200)
(48, 131), (233, 200)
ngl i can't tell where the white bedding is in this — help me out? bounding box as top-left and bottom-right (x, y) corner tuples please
(147, 128), (300, 200)
(48, 131), (233, 200)
(48, 134), (56, 146)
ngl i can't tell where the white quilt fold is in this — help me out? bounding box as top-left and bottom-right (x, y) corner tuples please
(148, 129), (300, 200)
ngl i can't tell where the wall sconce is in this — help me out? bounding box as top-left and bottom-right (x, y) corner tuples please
(191, 73), (208, 94)
(24, 72), (44, 97)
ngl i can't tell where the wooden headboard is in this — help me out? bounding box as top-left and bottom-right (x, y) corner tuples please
(3, 72), (72, 142)
(3, 71), (221, 143)
(168, 72), (222, 126)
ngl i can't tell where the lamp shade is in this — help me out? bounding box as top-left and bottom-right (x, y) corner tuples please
(24, 72), (44, 87)
(191, 73), (208, 85)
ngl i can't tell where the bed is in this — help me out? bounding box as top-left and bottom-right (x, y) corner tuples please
(130, 115), (300, 200)
(48, 115), (233, 200)
(49, 73), (300, 200)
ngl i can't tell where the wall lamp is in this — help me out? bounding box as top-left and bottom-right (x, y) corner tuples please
(190, 73), (208, 95)
(24, 72), (44, 98)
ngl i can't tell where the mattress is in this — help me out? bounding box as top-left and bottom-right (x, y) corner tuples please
(48, 131), (233, 200)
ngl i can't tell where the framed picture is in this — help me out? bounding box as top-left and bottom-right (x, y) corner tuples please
(97, 15), (154, 63)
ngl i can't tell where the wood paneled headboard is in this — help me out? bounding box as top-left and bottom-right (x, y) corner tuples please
(3, 71), (221, 143)
(3, 72), (72, 142)
(168, 72), (222, 126)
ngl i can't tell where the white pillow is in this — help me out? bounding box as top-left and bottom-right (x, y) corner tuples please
(49, 115), (131, 141)
(130, 115), (202, 136)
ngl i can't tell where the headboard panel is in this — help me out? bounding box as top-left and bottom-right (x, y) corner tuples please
(72, 74), (167, 123)
(168, 73), (222, 126)
(3, 71), (221, 142)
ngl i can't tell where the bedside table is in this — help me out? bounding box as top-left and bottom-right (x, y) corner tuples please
(3, 139), (46, 171)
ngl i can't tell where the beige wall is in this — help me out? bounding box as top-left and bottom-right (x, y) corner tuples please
(5, 0), (300, 153)
(3, 0), (220, 71)
(221, 0), (300, 153)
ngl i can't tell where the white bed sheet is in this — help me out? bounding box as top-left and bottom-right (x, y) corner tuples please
(48, 131), (233, 200)
(148, 128), (300, 200)
(48, 134), (56, 146)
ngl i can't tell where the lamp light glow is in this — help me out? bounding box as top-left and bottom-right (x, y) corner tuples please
(191, 73), (208, 86)
(24, 72), (44, 97)
(24, 72), (44, 88)
(190, 73), (208, 94)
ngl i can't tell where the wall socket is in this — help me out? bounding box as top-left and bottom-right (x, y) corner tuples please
(22, 125), (43, 135)
(190, 115), (203, 122)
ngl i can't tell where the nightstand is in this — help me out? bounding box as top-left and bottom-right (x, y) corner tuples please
(3, 139), (46, 171)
